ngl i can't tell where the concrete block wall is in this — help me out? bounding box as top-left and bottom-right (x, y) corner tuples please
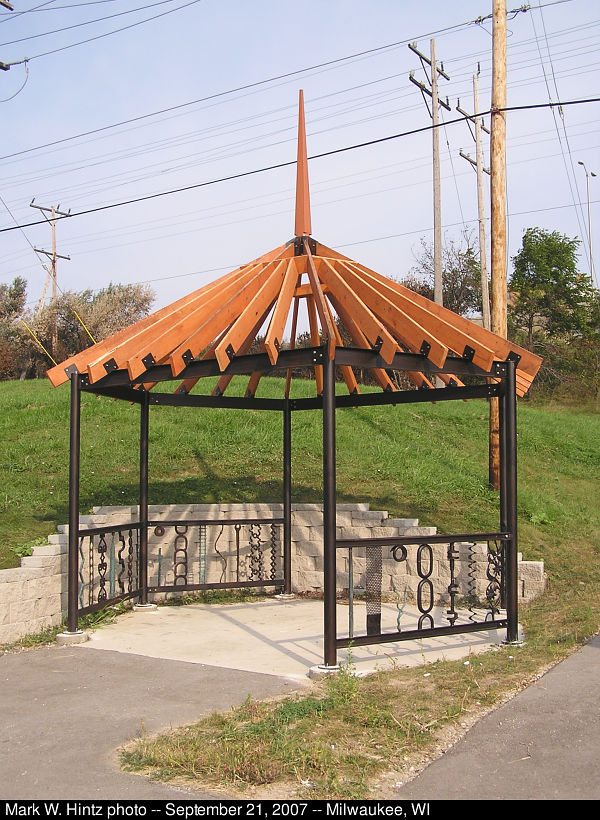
(0, 503), (546, 645)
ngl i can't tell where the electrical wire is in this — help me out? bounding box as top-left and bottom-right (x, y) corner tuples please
(2, 95), (599, 237)
(14, 0), (204, 62)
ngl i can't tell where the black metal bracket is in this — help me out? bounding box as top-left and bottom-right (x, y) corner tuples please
(491, 361), (508, 377)
(462, 345), (475, 362)
(420, 340), (431, 357)
(182, 349), (194, 365)
(102, 358), (118, 374)
(312, 348), (325, 365)
(372, 336), (383, 353)
(506, 350), (521, 366)
(141, 353), (156, 369)
(293, 236), (317, 256)
(225, 344), (236, 361)
(64, 364), (79, 378)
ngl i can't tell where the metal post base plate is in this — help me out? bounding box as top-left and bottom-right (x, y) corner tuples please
(56, 631), (89, 646)
(308, 664), (341, 680)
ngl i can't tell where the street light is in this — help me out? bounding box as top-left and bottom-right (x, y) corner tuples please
(578, 160), (597, 287)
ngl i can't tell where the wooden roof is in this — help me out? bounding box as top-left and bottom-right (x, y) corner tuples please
(47, 91), (541, 399)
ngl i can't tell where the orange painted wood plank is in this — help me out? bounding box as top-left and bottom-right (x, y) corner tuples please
(264, 258), (301, 365)
(326, 292), (396, 392)
(124, 242), (294, 382)
(319, 259), (398, 365)
(406, 371), (435, 390)
(323, 296), (359, 395)
(174, 324), (233, 395)
(285, 296), (300, 399)
(334, 261), (449, 369)
(168, 256), (289, 377)
(303, 238), (336, 359)
(306, 295), (324, 395)
(352, 259), (542, 380)
(47, 264), (241, 387)
(214, 260), (288, 371)
(347, 262), (496, 373)
(120, 262), (274, 383)
(294, 282), (330, 298)
(212, 303), (275, 397)
(314, 241), (542, 384)
(245, 371), (263, 398)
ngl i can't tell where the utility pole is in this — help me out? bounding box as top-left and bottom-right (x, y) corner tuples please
(30, 200), (71, 353)
(578, 161), (597, 286)
(457, 69), (491, 331)
(489, 0), (508, 490)
(409, 39), (450, 307)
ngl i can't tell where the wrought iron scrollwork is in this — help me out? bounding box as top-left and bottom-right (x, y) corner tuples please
(416, 543), (435, 629)
(486, 540), (504, 619)
(446, 541), (460, 626)
(97, 533), (108, 601)
(249, 523), (264, 580)
(173, 525), (189, 586)
(213, 524), (227, 583)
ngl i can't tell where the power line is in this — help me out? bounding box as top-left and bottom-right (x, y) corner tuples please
(1, 96), (599, 236)
(0, 16), (491, 163)
(9, 0), (203, 61)
(0, 0), (186, 47)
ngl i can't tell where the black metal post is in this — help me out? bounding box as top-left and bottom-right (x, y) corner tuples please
(138, 390), (149, 605)
(322, 351), (338, 668)
(503, 358), (519, 643)
(283, 398), (292, 595)
(67, 372), (81, 633)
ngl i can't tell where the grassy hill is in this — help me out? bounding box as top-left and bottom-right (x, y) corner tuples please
(1, 376), (598, 574)
(1, 375), (599, 797)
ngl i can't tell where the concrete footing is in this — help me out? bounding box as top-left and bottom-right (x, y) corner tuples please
(56, 630), (89, 646)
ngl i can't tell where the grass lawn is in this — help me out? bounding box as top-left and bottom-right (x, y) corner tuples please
(1, 375), (599, 797)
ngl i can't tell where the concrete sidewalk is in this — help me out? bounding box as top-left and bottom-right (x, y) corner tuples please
(393, 632), (600, 800)
(77, 598), (503, 680)
(1, 600), (598, 801)
(0, 644), (300, 800)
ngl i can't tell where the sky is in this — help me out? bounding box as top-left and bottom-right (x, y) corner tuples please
(1, 0), (598, 329)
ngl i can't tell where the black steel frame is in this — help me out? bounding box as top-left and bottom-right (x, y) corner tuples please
(64, 344), (519, 665)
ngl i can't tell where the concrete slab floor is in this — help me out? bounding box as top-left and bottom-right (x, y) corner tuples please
(78, 598), (504, 680)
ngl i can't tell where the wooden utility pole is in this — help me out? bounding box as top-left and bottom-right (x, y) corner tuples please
(409, 39), (450, 307)
(457, 70), (491, 331)
(489, 0), (507, 489)
(30, 200), (71, 353)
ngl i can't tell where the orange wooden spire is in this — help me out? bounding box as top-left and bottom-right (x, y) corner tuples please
(294, 89), (312, 237)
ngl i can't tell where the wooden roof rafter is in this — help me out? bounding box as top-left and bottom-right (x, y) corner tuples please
(46, 90), (542, 401)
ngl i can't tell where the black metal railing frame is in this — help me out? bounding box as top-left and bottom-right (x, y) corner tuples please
(335, 532), (510, 649)
(74, 517), (285, 617)
(63, 345), (520, 664)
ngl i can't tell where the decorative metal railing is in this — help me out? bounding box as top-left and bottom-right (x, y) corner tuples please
(336, 532), (509, 647)
(76, 518), (284, 615)
(77, 523), (141, 615)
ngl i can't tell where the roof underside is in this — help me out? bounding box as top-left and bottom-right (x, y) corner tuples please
(47, 235), (541, 399)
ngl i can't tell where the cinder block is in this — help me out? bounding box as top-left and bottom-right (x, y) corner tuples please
(385, 518), (419, 529)
(292, 511), (324, 527)
(294, 540), (320, 558)
(31, 543), (63, 557)
(0, 581), (25, 603)
(293, 569), (324, 591)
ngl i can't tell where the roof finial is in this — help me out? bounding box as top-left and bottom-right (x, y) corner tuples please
(294, 89), (312, 237)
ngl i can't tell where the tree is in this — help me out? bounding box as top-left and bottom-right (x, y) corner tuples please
(17, 282), (155, 378)
(509, 227), (595, 350)
(0, 277), (27, 379)
(401, 230), (484, 317)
